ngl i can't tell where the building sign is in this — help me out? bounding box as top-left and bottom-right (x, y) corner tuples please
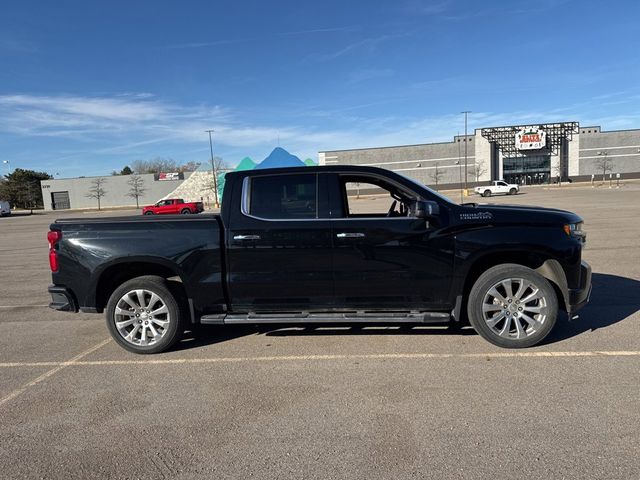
(154, 172), (184, 181)
(515, 127), (546, 151)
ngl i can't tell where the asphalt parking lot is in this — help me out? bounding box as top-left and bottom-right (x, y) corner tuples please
(1, 182), (639, 479)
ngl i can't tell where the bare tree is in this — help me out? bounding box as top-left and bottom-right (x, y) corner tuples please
(132, 157), (179, 174)
(429, 163), (445, 191)
(131, 157), (201, 174)
(595, 153), (614, 183)
(551, 163), (563, 186)
(473, 159), (487, 183)
(179, 161), (202, 172)
(85, 177), (107, 210)
(126, 175), (147, 208)
(207, 156), (228, 207)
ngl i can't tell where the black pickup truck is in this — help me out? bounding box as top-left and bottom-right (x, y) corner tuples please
(47, 165), (591, 353)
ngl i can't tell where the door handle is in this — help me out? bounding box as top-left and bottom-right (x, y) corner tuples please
(336, 232), (365, 238)
(233, 234), (261, 241)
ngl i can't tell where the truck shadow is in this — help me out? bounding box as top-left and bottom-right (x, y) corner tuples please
(175, 272), (639, 350)
(542, 272), (640, 344)
(175, 323), (476, 351)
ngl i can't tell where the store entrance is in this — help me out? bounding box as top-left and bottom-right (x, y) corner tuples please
(503, 155), (551, 185)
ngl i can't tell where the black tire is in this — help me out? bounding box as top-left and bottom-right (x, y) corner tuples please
(483, 190), (491, 197)
(509, 188), (517, 195)
(467, 264), (558, 348)
(181, 209), (191, 214)
(144, 211), (154, 215)
(105, 275), (184, 354)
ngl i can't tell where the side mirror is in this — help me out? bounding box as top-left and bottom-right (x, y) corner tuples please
(413, 200), (440, 218)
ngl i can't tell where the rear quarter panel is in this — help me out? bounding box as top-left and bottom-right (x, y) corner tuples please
(51, 216), (225, 316)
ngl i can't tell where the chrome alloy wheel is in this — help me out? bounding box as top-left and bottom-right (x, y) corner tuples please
(481, 278), (548, 340)
(114, 289), (171, 346)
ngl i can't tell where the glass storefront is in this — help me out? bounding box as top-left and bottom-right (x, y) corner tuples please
(503, 155), (551, 185)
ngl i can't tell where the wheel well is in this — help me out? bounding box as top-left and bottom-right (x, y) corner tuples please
(95, 262), (186, 313)
(462, 252), (567, 312)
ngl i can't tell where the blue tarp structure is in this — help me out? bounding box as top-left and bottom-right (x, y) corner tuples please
(217, 157), (256, 201)
(214, 148), (307, 201)
(254, 147), (306, 169)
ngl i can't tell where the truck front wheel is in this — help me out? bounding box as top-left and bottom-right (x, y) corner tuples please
(105, 276), (183, 354)
(467, 264), (558, 348)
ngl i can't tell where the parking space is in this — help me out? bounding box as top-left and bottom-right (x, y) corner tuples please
(0, 185), (638, 479)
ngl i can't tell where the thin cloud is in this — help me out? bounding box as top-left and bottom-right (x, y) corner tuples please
(347, 68), (395, 84)
(167, 38), (253, 49)
(280, 26), (359, 36)
(3, 91), (640, 174)
(411, 1), (452, 15)
(167, 26), (358, 49)
(0, 37), (38, 53)
(310, 34), (407, 62)
(0, 94), (228, 139)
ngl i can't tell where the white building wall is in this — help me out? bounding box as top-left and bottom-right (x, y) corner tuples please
(568, 133), (580, 176)
(473, 130), (492, 182)
(40, 173), (192, 211)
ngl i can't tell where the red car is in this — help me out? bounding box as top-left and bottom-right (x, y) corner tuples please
(142, 198), (204, 215)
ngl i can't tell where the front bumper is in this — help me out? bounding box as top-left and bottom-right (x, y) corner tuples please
(48, 285), (78, 312)
(568, 260), (592, 314)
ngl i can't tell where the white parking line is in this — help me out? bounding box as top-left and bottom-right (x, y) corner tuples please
(0, 350), (639, 369)
(0, 305), (49, 308)
(0, 338), (111, 407)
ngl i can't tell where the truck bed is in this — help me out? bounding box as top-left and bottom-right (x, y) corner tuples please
(50, 213), (226, 319)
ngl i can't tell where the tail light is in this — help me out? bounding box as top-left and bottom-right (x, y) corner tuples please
(48, 230), (62, 272)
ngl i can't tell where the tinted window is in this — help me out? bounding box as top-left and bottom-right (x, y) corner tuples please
(249, 174), (317, 219)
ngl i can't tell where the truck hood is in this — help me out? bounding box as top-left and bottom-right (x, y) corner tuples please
(455, 203), (583, 226)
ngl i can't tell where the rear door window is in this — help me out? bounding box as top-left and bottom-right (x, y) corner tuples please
(248, 174), (317, 219)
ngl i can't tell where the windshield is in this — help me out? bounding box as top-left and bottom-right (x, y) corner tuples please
(394, 171), (457, 205)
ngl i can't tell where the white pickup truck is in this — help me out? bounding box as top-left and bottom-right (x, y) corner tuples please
(474, 181), (519, 197)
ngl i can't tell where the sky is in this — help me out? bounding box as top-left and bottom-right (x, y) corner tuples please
(1, 0), (640, 177)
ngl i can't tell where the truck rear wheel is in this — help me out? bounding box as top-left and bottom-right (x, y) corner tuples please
(467, 264), (558, 348)
(483, 190), (491, 197)
(181, 209), (191, 214)
(105, 276), (183, 354)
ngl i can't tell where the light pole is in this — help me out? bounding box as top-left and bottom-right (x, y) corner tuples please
(2, 160), (10, 173)
(456, 131), (463, 203)
(205, 129), (220, 208)
(461, 111), (471, 194)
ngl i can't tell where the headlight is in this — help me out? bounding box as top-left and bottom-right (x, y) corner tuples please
(563, 222), (586, 241)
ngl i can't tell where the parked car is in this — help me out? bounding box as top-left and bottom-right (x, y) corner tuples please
(0, 200), (11, 216)
(142, 198), (204, 215)
(474, 180), (519, 197)
(47, 165), (591, 353)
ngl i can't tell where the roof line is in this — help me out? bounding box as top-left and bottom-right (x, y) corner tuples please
(320, 139), (469, 153)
